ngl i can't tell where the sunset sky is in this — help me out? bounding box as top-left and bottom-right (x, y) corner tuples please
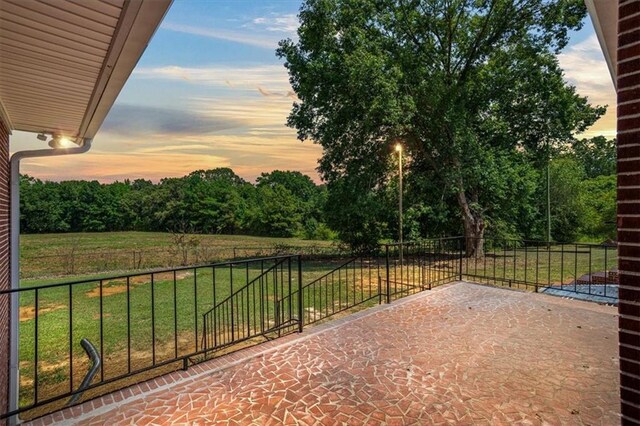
(10, 0), (616, 184)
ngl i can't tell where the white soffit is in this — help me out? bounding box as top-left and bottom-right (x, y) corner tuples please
(585, 0), (618, 88)
(0, 0), (172, 141)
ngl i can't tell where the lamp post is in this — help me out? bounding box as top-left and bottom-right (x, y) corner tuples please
(546, 140), (551, 249)
(395, 143), (403, 250)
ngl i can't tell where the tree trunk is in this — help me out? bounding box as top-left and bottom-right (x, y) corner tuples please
(456, 188), (485, 258)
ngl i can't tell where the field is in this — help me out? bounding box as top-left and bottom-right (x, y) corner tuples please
(10, 233), (618, 419)
(20, 232), (339, 280)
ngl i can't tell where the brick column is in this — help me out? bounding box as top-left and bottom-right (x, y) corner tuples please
(617, 1), (640, 424)
(0, 119), (10, 423)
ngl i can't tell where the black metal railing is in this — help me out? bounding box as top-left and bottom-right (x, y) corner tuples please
(201, 256), (302, 353)
(0, 255), (298, 420)
(460, 237), (618, 301)
(385, 238), (462, 302)
(295, 255), (382, 326)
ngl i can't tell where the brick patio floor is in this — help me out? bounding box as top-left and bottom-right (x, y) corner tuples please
(30, 282), (620, 425)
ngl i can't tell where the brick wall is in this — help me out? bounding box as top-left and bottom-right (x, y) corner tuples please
(618, 1), (640, 424)
(0, 119), (10, 423)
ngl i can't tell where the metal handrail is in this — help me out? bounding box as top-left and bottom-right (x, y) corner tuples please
(201, 256), (291, 317)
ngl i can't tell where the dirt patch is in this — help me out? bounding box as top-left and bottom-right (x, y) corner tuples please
(86, 285), (128, 298)
(20, 304), (65, 322)
(87, 271), (194, 298)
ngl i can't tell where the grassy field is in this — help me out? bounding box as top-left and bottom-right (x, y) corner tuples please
(20, 232), (339, 279)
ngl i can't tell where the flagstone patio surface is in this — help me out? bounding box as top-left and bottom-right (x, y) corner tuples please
(30, 282), (619, 425)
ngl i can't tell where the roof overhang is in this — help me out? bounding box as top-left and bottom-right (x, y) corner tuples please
(0, 0), (172, 142)
(585, 0), (618, 89)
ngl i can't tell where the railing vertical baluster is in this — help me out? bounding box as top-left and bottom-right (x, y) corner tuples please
(560, 243), (565, 290)
(281, 261), (285, 329)
(247, 263), (251, 338)
(273, 262), (279, 329)
(99, 279), (104, 382)
(354, 257), (358, 305)
(385, 245), (391, 303)
(151, 274), (156, 365)
(194, 268), (198, 352)
(327, 276), (330, 317)
(34, 288), (39, 404)
(69, 284), (73, 392)
(298, 255), (303, 333)
(604, 246), (608, 298)
(535, 243), (539, 292)
(259, 261), (264, 334)
(502, 240), (507, 285)
(589, 245), (596, 294)
(548, 242), (552, 288)
(492, 240), (496, 286)
(512, 240), (517, 285)
(230, 263), (234, 341)
(173, 271), (178, 358)
(474, 240), (478, 278)
(574, 244), (578, 293)
(252, 269), (257, 336)
(127, 276), (132, 372)
(288, 257), (293, 327)
(338, 266), (342, 310)
(459, 238), (463, 281)
(524, 243), (528, 289)
(213, 266), (217, 347)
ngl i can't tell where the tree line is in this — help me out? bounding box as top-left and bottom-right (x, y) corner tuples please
(20, 169), (333, 240)
(21, 135), (614, 247)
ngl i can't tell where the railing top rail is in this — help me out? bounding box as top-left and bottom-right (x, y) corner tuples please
(1, 254), (298, 294)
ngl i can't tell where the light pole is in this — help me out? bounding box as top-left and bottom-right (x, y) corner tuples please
(546, 140), (551, 249)
(395, 143), (403, 249)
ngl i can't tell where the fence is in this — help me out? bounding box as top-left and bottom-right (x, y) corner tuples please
(20, 244), (349, 279)
(2, 255), (298, 420)
(461, 237), (618, 300)
(2, 236), (618, 420)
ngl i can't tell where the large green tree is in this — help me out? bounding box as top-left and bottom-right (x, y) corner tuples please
(278, 0), (604, 255)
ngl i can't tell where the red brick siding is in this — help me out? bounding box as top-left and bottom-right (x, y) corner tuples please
(618, 1), (640, 424)
(0, 118), (10, 423)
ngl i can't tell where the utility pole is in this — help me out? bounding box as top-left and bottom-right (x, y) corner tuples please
(546, 141), (551, 249)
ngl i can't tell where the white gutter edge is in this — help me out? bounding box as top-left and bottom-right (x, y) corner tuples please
(8, 139), (92, 425)
(584, 0), (617, 89)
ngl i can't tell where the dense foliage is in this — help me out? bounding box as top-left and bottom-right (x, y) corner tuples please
(20, 169), (334, 240)
(277, 0), (605, 254)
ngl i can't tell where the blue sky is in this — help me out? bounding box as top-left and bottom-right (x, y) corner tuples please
(12, 0), (616, 183)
